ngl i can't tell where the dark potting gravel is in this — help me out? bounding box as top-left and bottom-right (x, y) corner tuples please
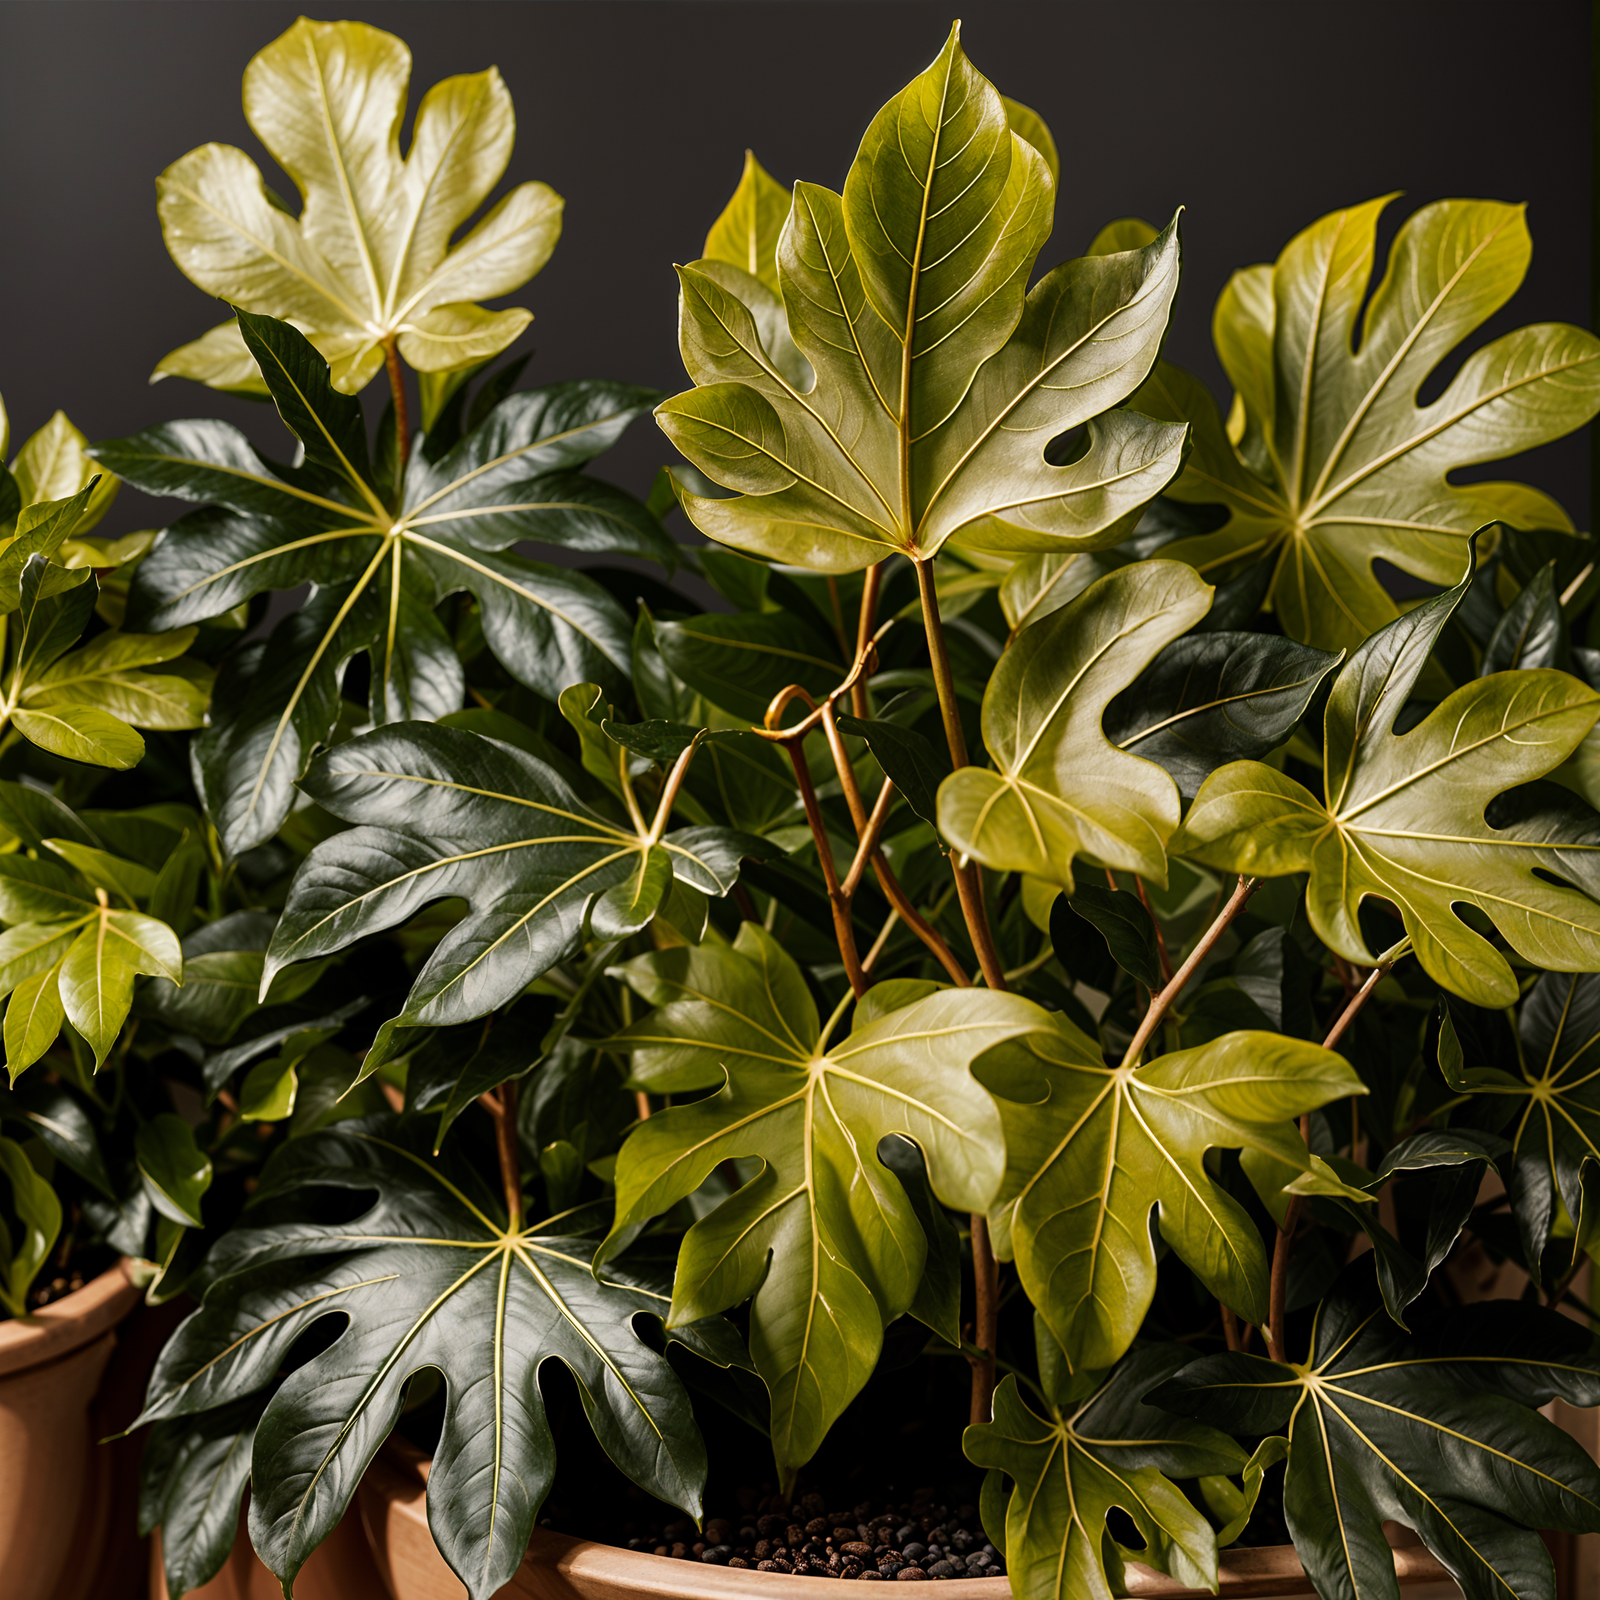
(580, 1486), (1005, 1581)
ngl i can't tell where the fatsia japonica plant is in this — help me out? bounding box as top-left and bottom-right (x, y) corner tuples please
(88, 16), (1600, 1600)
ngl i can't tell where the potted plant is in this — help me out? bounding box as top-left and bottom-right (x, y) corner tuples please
(0, 398), (234, 1599)
(107, 15), (1600, 1600)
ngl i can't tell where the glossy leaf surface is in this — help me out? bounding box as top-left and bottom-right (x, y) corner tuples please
(155, 18), (561, 392)
(965, 1347), (1240, 1600)
(981, 1014), (1363, 1372)
(136, 1118), (739, 1600)
(0, 788), (184, 1076)
(1176, 563), (1600, 1004)
(1104, 629), (1341, 799)
(98, 311), (665, 853)
(939, 561), (1210, 892)
(1154, 1271), (1600, 1600)
(1140, 198), (1600, 651)
(600, 926), (1056, 1478)
(658, 26), (1186, 571)
(265, 723), (764, 1030)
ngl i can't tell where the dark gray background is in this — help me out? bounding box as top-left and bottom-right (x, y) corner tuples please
(0, 0), (1590, 539)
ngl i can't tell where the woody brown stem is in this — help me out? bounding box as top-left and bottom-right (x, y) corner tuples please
(495, 1080), (522, 1233)
(782, 738), (868, 997)
(1133, 875), (1173, 985)
(969, 1214), (999, 1425)
(912, 558), (1006, 991)
(1267, 939), (1410, 1359)
(383, 336), (410, 477)
(1121, 876), (1259, 1068)
(851, 564), (884, 719)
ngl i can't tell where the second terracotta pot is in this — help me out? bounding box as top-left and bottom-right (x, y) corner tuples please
(354, 1440), (1462, 1600)
(0, 1259), (142, 1600)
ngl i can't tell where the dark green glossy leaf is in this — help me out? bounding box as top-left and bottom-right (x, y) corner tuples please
(652, 611), (841, 724)
(235, 307), (374, 492)
(141, 1395), (264, 1600)
(1105, 630), (1341, 800)
(0, 1077), (112, 1197)
(1154, 1267), (1600, 1600)
(1484, 560), (1565, 675)
(1063, 882), (1161, 989)
(101, 316), (665, 854)
(266, 723), (767, 1032)
(835, 714), (949, 828)
(136, 1114), (213, 1229)
(135, 1117), (741, 1600)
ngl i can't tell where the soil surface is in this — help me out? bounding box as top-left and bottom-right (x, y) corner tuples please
(548, 1485), (1006, 1581)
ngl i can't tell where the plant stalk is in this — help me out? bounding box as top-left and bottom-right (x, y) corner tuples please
(782, 738), (868, 997)
(851, 563), (884, 719)
(383, 336), (411, 476)
(1121, 876), (1259, 1067)
(969, 1213), (999, 1425)
(495, 1080), (522, 1234)
(912, 557), (1006, 990)
(1266, 937), (1411, 1359)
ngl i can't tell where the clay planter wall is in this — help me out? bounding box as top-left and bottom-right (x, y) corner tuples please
(0, 1259), (142, 1600)
(349, 1441), (1462, 1600)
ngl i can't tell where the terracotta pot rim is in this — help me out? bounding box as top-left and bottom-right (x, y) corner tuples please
(0, 1258), (140, 1379)
(373, 1439), (1452, 1598)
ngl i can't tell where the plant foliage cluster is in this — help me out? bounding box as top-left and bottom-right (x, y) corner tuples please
(1, 16), (1599, 1600)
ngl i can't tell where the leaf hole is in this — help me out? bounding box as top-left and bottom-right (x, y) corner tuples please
(1044, 425), (1089, 467)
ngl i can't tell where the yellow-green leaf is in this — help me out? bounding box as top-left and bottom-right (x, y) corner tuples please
(1140, 197), (1600, 652)
(702, 151), (788, 294)
(154, 18), (562, 393)
(939, 561), (1211, 893)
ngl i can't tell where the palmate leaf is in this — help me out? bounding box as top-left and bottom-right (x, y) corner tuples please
(154, 17), (562, 395)
(0, 784), (184, 1075)
(95, 309), (669, 854)
(263, 722), (766, 1033)
(937, 561), (1211, 894)
(1176, 556), (1600, 1005)
(597, 927), (1058, 1480)
(657, 24), (1187, 573)
(1131, 197), (1600, 652)
(1154, 1266), (1600, 1600)
(979, 1012), (1364, 1374)
(134, 1117), (741, 1600)
(965, 1345), (1243, 1600)
(1445, 970), (1600, 1273)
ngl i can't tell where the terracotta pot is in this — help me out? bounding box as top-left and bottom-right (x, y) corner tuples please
(0, 1258), (142, 1600)
(355, 1441), (1462, 1600)
(148, 1508), (386, 1600)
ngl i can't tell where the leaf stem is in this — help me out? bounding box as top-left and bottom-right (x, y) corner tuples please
(383, 337), (411, 481)
(781, 736), (868, 997)
(912, 557), (1006, 990)
(851, 564), (884, 719)
(647, 735), (703, 841)
(494, 1079), (522, 1234)
(1266, 935), (1412, 1359)
(1133, 876), (1174, 985)
(969, 1213), (999, 1425)
(1120, 876), (1259, 1067)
